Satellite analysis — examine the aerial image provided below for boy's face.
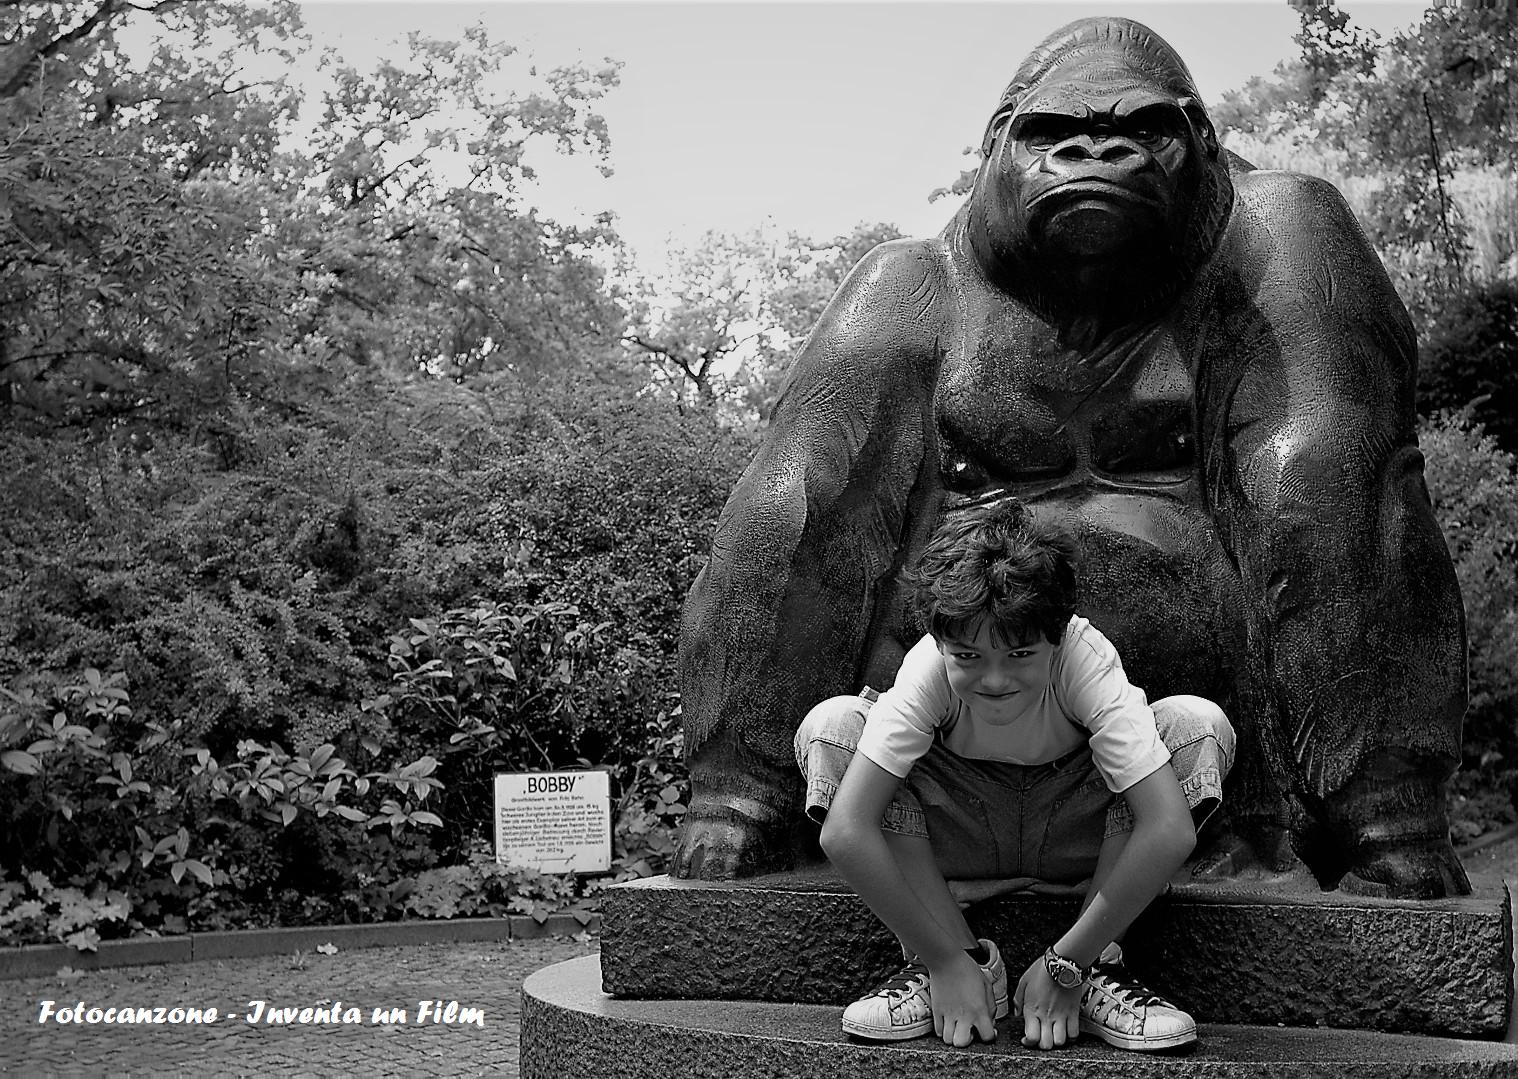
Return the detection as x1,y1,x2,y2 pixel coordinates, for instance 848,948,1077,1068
937,616,1056,724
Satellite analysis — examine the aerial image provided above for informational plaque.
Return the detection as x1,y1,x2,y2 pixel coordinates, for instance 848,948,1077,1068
494,770,611,873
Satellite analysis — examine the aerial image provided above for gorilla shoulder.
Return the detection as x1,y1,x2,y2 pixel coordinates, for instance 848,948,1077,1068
804,236,951,366
837,236,950,305
1230,169,1366,246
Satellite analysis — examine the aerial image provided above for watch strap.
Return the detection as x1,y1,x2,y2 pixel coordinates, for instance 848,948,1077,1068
1043,945,1089,989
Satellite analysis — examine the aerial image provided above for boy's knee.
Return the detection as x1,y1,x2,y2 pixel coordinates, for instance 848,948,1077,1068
1153,695,1235,761
794,694,871,762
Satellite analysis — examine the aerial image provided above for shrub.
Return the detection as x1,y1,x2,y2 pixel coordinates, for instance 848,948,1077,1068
0,669,445,944
0,366,753,939
1420,413,1518,838
1419,281,1518,454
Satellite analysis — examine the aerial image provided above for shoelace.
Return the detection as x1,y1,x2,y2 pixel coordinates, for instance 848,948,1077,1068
1089,962,1166,1009
872,961,929,999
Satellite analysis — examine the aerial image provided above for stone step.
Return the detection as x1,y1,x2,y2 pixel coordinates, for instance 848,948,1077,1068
521,953,1518,1078
598,866,1514,1038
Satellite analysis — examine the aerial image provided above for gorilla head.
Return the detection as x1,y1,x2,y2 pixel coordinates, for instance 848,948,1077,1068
967,18,1235,339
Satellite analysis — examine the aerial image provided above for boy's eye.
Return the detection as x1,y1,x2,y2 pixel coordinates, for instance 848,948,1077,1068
951,652,980,662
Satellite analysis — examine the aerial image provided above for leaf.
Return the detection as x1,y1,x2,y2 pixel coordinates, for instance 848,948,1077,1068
1,750,40,775
184,860,213,886
409,810,443,827
333,805,368,822
64,928,100,953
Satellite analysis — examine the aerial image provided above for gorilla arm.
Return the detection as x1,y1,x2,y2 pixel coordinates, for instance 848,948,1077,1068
1199,171,1466,874
673,240,947,879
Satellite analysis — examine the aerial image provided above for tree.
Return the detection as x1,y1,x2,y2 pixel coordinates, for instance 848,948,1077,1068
0,2,631,428
622,221,903,420
0,1,308,427
290,25,626,377
1213,5,1518,329
621,228,786,410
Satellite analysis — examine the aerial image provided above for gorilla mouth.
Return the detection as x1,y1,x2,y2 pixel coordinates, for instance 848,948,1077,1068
1030,180,1161,213
1030,182,1164,256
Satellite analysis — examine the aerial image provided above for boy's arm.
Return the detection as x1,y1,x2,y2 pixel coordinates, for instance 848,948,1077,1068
1014,762,1196,1048
821,752,999,1048
1056,761,1195,964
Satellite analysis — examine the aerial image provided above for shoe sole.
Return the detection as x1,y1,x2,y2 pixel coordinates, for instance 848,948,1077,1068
843,992,1010,1042
1079,1017,1197,1051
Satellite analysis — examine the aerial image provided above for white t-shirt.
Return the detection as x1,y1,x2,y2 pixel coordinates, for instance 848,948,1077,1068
855,615,1171,794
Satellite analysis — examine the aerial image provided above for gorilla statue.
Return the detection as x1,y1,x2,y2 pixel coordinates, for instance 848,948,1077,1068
673,17,1470,899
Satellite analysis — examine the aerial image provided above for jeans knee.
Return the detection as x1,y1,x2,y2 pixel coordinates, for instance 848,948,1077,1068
794,694,870,763
1154,694,1235,767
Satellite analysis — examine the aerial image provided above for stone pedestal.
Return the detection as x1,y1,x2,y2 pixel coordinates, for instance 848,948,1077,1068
600,867,1513,1037
522,953,1518,1078
520,866,1518,1077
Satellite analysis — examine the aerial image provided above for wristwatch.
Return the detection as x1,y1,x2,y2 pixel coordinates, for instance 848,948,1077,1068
1043,946,1089,990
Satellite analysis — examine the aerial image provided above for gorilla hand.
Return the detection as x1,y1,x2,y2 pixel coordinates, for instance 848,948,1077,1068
672,798,795,880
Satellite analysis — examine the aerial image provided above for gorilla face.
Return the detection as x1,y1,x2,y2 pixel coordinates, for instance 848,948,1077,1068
1007,100,1197,260
966,28,1233,335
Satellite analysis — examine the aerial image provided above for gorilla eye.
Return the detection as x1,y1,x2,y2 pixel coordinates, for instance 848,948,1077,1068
1124,107,1186,145
1017,116,1083,149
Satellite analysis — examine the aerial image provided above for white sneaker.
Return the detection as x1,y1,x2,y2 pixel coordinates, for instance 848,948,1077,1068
1078,943,1197,1051
841,938,1010,1041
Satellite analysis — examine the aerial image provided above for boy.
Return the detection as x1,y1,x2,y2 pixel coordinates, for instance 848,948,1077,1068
794,498,1233,1051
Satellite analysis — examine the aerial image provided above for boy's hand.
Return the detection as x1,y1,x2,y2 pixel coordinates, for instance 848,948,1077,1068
926,951,998,1047
1014,959,1083,1049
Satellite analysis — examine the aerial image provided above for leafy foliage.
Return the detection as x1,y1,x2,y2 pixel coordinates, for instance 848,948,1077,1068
0,1,626,434
622,221,903,421
0,364,751,943
0,666,447,942
1421,414,1518,839
1215,5,1518,326
1420,280,1518,453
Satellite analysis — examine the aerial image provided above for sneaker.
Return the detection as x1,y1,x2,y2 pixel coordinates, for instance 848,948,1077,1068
1078,943,1197,1051
842,938,1010,1041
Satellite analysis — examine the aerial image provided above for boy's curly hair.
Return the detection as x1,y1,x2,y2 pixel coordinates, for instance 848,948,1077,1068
910,499,1078,646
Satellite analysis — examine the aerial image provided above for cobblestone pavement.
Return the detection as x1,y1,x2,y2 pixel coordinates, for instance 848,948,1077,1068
1,934,596,1076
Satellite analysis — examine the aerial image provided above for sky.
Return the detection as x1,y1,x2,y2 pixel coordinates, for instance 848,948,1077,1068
292,1,1430,263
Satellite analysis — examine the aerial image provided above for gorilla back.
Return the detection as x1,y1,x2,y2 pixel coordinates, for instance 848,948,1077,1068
673,16,1470,899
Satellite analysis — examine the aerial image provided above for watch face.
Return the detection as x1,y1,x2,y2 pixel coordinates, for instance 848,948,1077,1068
1045,950,1083,989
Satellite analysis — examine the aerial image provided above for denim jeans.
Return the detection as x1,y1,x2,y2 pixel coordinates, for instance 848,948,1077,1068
794,692,1234,883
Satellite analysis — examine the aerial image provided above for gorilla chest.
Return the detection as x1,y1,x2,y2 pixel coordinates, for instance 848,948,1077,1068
934,310,1196,491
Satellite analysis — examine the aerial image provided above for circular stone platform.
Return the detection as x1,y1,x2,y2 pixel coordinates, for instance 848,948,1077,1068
521,954,1518,1078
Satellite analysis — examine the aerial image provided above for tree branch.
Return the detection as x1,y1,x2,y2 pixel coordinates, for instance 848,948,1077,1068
1421,90,1466,286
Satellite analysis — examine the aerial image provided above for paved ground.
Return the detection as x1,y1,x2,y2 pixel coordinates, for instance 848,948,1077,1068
4,835,1515,1075
1,934,596,1076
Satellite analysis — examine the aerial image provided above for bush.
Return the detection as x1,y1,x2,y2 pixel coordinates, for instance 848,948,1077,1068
0,668,445,944
0,366,753,941
1420,413,1518,838
1420,280,1518,453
